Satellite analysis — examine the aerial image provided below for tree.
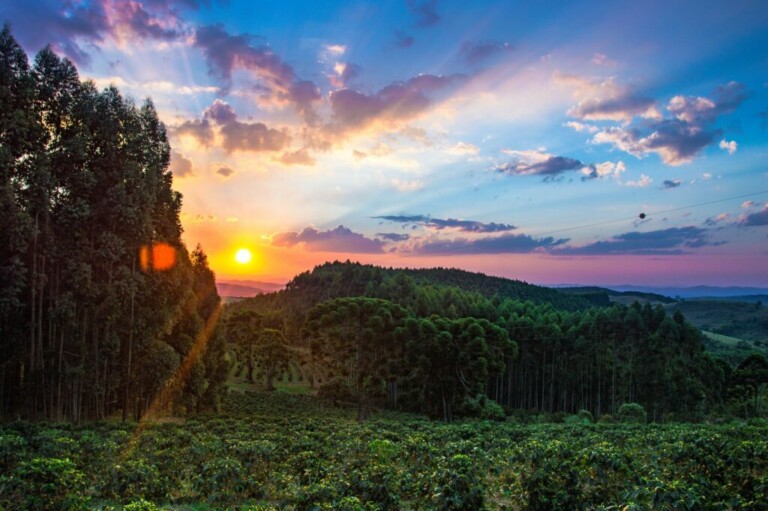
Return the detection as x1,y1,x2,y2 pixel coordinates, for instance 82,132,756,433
255,328,292,391
304,297,408,421
733,354,768,417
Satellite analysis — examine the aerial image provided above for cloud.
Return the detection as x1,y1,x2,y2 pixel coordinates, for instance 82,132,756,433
555,226,720,255
216,166,234,177
719,139,737,154
625,174,652,187
328,73,463,133
662,179,682,189
704,213,730,226
277,149,316,166
497,149,587,180
556,73,659,122
226,217,239,223
579,161,626,181
169,151,193,177
3,0,189,66
193,24,320,122
447,141,480,155
740,205,768,227
377,232,410,242
459,41,512,65
173,100,290,152
406,0,440,27
742,201,755,209
409,232,568,255
329,61,362,88
593,122,718,166
374,214,517,233
591,53,615,66
590,81,748,165
271,225,385,253
394,31,414,48
564,121,598,133
174,117,215,146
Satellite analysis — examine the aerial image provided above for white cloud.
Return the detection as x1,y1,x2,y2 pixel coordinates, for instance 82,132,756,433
719,139,738,154
625,174,652,187
564,121,598,133
448,141,480,155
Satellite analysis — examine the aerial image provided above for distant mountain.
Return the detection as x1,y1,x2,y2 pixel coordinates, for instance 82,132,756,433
594,285,768,299
216,279,285,297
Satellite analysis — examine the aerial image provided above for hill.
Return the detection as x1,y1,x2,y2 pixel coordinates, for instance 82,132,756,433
665,299,768,345
558,286,675,306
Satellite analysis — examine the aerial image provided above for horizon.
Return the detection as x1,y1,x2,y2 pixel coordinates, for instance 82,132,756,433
3,0,767,286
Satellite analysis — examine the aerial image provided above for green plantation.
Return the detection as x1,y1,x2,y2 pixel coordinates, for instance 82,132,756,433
2,392,767,510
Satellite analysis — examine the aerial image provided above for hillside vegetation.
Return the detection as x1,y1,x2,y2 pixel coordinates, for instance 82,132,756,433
227,261,767,422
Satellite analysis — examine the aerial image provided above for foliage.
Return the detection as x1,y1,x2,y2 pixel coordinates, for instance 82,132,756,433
0,25,224,421
618,403,647,423
3,392,768,510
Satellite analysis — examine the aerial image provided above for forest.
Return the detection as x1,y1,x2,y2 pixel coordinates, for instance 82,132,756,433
0,25,227,422
228,260,766,423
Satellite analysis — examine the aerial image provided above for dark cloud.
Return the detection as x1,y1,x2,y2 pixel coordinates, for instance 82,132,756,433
216,166,234,177
555,226,721,256
591,81,749,165
174,117,215,146
193,24,320,122
406,0,440,27
169,151,193,177
374,214,516,233
173,100,289,153
459,41,513,65
394,30,414,48
377,232,410,242
740,205,768,227
410,233,567,255
329,73,463,132
662,179,682,189
2,0,189,66
496,155,585,179
594,121,718,166
272,225,384,253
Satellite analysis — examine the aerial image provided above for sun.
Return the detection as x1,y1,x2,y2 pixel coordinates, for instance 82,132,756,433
234,248,252,264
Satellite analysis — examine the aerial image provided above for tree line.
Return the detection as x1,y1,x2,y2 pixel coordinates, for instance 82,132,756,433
231,261,768,421
0,26,227,421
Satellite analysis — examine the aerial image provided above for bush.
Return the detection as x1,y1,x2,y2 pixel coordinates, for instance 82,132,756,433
577,409,594,423
432,454,486,510
103,459,170,502
598,414,615,424
0,457,90,510
617,403,647,424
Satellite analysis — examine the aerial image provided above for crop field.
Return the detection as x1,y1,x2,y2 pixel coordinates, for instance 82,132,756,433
2,392,767,511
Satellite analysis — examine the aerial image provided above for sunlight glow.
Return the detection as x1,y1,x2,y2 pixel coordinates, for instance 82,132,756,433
235,248,253,264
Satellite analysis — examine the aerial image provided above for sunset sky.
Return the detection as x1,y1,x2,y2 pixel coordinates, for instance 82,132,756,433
3,0,768,286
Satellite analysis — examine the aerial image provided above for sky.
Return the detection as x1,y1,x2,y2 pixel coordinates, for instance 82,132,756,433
3,0,768,287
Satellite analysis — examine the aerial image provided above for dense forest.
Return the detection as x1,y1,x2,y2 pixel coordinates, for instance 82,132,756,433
0,26,227,422
229,261,768,422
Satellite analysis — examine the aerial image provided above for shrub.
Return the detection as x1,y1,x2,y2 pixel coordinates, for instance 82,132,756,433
0,457,90,510
617,403,647,424
577,409,594,423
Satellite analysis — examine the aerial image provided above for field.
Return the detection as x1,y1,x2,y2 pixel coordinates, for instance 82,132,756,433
2,391,768,511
